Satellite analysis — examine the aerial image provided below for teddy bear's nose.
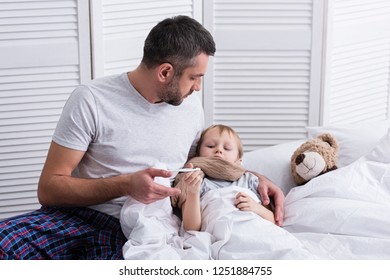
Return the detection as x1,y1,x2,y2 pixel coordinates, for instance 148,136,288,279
295,154,305,165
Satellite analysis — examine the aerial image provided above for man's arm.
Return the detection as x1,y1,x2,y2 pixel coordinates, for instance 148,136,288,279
38,141,180,207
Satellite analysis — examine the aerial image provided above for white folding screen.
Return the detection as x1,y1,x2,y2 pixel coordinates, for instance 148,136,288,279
322,0,390,124
203,0,324,151
90,0,203,78
203,0,390,151
0,0,91,219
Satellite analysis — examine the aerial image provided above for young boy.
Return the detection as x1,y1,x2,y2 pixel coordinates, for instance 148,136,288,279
178,124,275,231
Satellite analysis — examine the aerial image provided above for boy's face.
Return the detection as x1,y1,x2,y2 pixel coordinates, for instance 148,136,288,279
198,128,242,164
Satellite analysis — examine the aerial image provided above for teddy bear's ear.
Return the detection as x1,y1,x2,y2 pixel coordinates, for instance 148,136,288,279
317,133,339,151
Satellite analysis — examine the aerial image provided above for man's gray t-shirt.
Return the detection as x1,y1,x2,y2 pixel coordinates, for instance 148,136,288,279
53,72,204,218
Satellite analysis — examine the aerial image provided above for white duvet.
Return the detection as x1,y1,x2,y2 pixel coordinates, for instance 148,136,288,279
120,132,390,259
195,187,314,259
283,134,390,259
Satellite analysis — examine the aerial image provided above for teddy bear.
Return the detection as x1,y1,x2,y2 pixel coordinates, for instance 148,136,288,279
291,133,339,185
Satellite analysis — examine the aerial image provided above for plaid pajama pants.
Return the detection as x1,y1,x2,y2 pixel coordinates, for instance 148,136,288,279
0,206,127,260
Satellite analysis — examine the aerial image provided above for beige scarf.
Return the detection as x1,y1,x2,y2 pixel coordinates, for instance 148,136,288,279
171,157,246,208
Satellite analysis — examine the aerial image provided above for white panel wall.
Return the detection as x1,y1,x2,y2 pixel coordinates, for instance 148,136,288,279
91,0,203,78
322,0,390,124
0,0,91,219
203,0,324,151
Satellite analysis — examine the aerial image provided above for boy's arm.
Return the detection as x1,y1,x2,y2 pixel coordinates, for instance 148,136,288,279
249,171,285,226
252,204,275,224
182,192,202,231
175,169,204,231
235,192,275,224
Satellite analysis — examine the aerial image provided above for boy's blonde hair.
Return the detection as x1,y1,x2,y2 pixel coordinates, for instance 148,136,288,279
196,124,244,159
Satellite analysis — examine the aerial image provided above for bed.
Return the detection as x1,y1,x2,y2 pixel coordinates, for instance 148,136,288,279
120,121,390,259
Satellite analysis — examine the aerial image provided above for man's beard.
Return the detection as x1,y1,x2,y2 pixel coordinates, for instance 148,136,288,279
159,77,191,106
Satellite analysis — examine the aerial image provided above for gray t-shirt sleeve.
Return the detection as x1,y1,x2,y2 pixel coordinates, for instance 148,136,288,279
53,85,97,151
248,173,262,202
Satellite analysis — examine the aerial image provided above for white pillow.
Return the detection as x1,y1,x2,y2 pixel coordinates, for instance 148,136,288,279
243,140,305,196
307,121,390,167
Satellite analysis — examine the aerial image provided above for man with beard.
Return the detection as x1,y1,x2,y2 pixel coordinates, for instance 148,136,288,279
0,15,284,260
